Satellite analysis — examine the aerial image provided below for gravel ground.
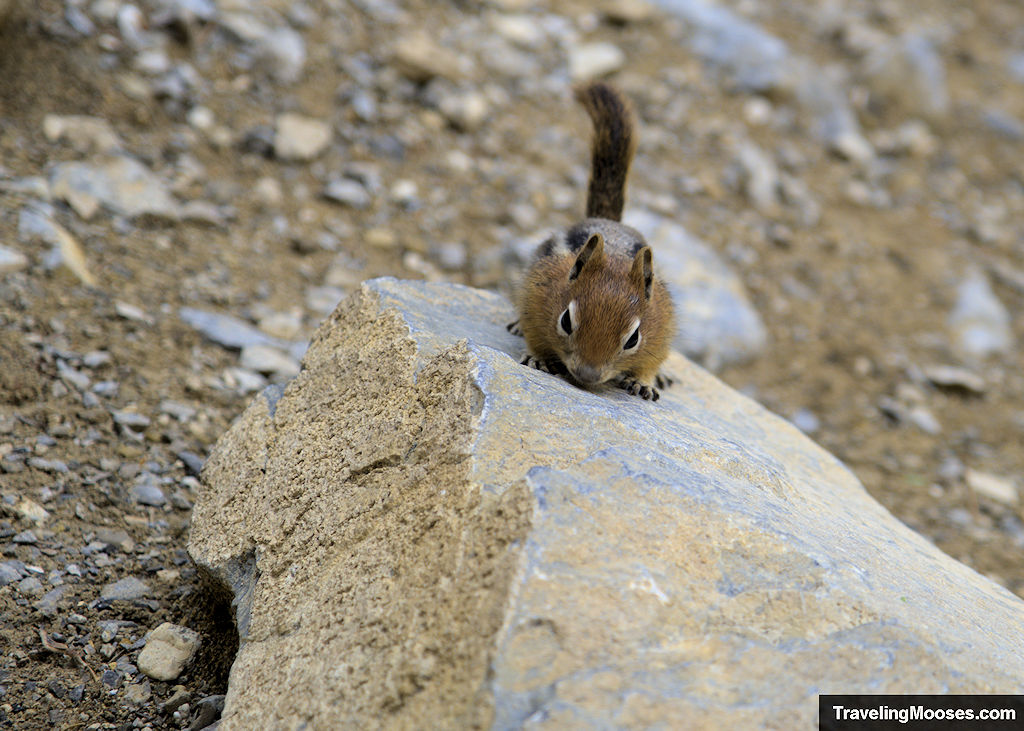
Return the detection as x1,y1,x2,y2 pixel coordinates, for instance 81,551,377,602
2,0,1024,728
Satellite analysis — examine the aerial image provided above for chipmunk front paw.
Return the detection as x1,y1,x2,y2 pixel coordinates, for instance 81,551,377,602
520,354,567,375
616,376,659,401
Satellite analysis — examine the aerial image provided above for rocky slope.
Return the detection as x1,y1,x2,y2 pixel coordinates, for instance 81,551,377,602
1,0,1023,728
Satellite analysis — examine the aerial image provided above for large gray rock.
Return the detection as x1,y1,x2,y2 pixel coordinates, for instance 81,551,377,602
190,278,1024,729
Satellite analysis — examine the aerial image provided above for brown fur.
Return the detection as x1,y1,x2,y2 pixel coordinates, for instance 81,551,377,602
574,82,636,221
514,83,675,400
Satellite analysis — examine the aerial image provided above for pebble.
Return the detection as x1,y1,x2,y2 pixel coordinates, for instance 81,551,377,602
130,477,167,507
179,307,287,351
323,178,371,209
259,25,307,84
161,686,191,713
966,469,1018,506
392,32,464,82
948,269,1012,359
49,155,180,220
100,576,150,601
112,409,151,429
17,576,44,596
239,345,301,379
923,365,986,394
735,140,780,213
222,367,268,395
12,529,38,544
490,14,546,48
11,498,49,524
125,680,153,705
0,245,28,275
273,114,332,161
568,42,626,81
0,562,22,586
437,90,490,132
35,586,67,616
137,622,201,681
190,695,226,730
42,115,122,153
790,409,820,434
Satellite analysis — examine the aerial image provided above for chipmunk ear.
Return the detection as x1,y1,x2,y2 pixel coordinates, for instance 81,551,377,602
569,232,605,281
630,246,653,300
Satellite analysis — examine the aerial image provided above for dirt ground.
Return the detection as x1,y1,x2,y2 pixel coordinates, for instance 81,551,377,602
1,0,1023,728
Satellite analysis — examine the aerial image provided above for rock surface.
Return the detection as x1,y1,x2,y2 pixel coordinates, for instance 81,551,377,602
190,278,1024,729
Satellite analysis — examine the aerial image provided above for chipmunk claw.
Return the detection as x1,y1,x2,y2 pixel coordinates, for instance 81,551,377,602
616,376,660,401
507,320,523,336
654,372,674,390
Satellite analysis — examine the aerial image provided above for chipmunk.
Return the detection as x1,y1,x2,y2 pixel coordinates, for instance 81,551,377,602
508,82,675,401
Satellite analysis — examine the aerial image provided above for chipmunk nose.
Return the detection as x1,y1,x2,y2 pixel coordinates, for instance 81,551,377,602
572,365,603,386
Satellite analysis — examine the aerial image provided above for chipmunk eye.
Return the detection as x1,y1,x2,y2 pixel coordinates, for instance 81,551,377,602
558,308,573,336
557,300,577,337
622,323,641,351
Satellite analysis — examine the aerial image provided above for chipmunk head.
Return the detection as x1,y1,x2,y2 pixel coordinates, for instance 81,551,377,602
553,231,655,387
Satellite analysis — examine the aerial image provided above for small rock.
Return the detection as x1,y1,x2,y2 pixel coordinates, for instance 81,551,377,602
0,562,23,586
438,90,490,132
259,25,307,84
35,586,67,616
179,307,285,351
790,409,820,434
125,679,153,705
239,345,301,379
949,269,1012,358
923,365,986,394
490,14,546,47
189,695,225,731
12,529,38,544
47,680,67,699
112,409,151,428
829,130,875,164
49,155,180,220
130,477,167,507
392,33,464,82
69,684,85,703
735,140,779,213
0,245,29,275
162,686,191,713
323,178,371,209
137,622,202,681
568,42,626,81
966,469,1018,506
42,115,122,153
9,498,49,524
100,576,150,601
17,576,44,596
222,367,268,395
273,114,332,161
101,668,121,689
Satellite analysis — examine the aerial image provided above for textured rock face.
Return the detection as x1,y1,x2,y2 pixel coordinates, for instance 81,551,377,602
190,278,1024,729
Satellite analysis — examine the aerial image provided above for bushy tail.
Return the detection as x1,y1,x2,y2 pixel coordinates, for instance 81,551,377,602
574,82,637,222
